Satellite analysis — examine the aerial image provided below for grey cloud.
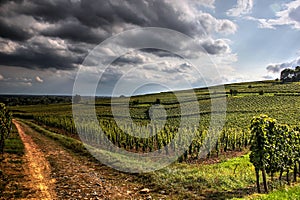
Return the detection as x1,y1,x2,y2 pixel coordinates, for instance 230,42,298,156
289,6,300,23
262,75,274,79
140,48,181,58
180,63,193,69
41,19,108,44
0,18,33,41
142,64,157,71
266,63,289,73
67,43,91,55
112,53,146,66
198,13,237,35
247,1,300,30
100,67,123,85
14,0,236,37
217,20,237,34
77,0,207,36
0,0,236,73
201,39,230,55
266,57,300,73
161,62,192,73
226,0,253,17
16,0,73,23
0,40,81,70
0,65,77,94
142,61,192,74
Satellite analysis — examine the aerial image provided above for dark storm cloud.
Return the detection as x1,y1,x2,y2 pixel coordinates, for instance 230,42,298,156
75,0,145,28
0,18,32,41
41,20,107,44
0,43,81,70
0,0,236,71
15,0,72,23
17,0,205,36
11,0,236,38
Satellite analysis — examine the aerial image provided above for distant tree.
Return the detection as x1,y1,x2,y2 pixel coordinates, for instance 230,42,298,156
258,90,264,95
41,96,50,105
229,89,238,96
155,98,161,104
248,85,252,89
280,66,300,82
131,99,139,105
73,94,81,104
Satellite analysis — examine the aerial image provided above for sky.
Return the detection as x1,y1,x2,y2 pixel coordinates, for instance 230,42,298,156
0,0,300,96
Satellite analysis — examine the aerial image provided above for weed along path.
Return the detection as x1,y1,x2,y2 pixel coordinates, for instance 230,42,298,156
13,120,146,199
13,119,56,199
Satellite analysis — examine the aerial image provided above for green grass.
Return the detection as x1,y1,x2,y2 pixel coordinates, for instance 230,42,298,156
140,154,256,199
254,184,300,200
232,184,300,200
4,124,24,155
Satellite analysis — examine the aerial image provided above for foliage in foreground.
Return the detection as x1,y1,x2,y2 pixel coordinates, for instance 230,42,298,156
250,115,300,193
0,103,12,155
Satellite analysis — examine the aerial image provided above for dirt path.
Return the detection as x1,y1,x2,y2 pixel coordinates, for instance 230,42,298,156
13,120,56,199
13,120,152,199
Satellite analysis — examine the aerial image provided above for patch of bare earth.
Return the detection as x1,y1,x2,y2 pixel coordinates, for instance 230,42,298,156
14,120,56,199
0,153,31,199
14,121,155,199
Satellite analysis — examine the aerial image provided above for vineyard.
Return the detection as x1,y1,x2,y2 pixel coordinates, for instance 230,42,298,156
250,115,300,193
4,80,300,199
11,81,300,160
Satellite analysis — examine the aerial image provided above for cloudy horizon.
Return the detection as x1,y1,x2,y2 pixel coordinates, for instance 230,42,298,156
0,0,300,95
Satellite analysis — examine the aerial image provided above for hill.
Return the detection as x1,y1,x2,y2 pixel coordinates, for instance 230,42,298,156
2,80,300,199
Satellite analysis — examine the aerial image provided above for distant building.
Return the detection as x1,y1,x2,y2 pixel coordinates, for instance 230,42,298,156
280,66,300,82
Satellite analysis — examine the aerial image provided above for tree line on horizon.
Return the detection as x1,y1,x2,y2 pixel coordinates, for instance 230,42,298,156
280,66,300,82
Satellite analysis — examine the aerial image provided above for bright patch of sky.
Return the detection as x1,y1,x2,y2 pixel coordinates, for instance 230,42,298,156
213,0,300,80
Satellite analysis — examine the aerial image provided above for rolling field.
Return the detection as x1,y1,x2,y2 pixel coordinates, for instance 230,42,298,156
2,80,300,199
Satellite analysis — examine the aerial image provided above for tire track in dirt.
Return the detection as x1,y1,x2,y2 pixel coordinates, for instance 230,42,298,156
13,119,57,200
